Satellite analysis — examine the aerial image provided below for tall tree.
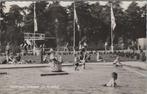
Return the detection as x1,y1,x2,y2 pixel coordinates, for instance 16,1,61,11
0,1,6,44
46,1,68,48
3,5,24,45
126,2,143,40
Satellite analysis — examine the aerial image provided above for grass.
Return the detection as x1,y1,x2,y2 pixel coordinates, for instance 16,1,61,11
21,53,137,64
0,52,138,64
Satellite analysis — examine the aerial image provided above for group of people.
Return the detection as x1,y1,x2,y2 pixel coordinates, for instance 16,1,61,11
41,47,88,71
1,42,124,87
2,44,21,64
47,49,63,72
2,53,21,64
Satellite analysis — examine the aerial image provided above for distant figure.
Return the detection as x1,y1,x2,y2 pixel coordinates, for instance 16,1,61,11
85,52,91,62
23,41,28,54
8,53,14,64
113,56,123,67
79,40,87,50
74,54,80,71
104,42,108,52
64,43,69,52
104,72,118,87
79,41,82,50
43,54,48,63
40,45,44,63
57,53,63,64
96,52,100,61
1,57,8,64
83,41,87,49
42,44,45,55
49,49,63,72
15,53,21,63
6,43,10,62
80,48,86,69
49,48,57,62
140,49,146,61
96,52,103,62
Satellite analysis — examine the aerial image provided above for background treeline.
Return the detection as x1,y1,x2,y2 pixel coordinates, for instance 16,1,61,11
0,1,146,50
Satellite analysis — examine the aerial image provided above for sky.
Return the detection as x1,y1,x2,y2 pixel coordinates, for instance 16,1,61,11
4,1,146,13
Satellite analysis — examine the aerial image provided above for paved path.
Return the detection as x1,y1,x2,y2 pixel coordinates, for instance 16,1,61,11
0,61,146,70
122,61,147,70
0,63,147,94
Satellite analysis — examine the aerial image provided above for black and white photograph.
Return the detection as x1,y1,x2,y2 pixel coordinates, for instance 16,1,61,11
0,0,146,94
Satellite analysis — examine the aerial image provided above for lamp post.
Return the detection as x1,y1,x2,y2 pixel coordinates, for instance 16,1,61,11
20,22,24,32
104,42,108,52
0,14,4,47
55,18,59,50
0,17,3,20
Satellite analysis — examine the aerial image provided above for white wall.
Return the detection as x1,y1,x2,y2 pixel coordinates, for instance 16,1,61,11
137,38,147,50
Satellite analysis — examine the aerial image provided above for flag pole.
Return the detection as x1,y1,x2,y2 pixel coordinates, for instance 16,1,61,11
73,1,76,54
0,11,2,46
33,2,36,55
0,2,4,46
110,3,114,52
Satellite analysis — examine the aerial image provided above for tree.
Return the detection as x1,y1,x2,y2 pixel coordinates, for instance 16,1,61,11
1,1,145,50
70,1,97,47
0,1,6,44
137,4,146,38
45,1,68,48
124,1,146,49
126,2,143,40
3,5,24,46
90,2,110,43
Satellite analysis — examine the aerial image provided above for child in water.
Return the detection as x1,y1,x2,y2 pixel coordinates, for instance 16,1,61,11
113,56,123,67
104,72,118,87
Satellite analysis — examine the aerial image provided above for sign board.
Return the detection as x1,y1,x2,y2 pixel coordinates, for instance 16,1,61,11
0,17,3,20
24,33,45,40
137,38,147,50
